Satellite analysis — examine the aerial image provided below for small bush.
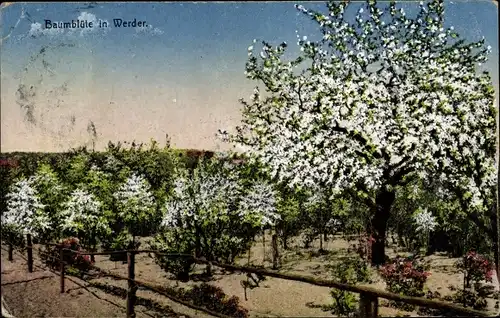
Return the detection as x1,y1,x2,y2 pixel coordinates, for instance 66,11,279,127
149,232,195,282
187,284,249,318
324,256,372,316
379,255,430,311
1,224,26,249
302,228,317,248
40,237,94,274
456,251,494,288
325,289,358,317
451,289,488,310
107,230,140,262
417,290,460,317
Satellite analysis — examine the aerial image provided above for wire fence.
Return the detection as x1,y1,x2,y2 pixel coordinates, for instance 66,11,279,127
1,234,494,318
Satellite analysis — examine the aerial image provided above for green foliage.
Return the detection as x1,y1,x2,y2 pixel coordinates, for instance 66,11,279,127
326,289,357,317
1,223,26,248
323,256,372,317
107,229,140,261
390,179,492,256
275,192,301,249
451,289,488,311
31,163,68,240
149,231,196,281
332,256,372,284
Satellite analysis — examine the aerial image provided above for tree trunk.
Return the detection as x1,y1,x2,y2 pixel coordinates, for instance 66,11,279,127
272,232,279,270
486,203,499,280
370,188,396,266
90,230,96,263
195,225,201,258
319,232,324,251
262,229,266,264
282,234,288,250
206,254,212,276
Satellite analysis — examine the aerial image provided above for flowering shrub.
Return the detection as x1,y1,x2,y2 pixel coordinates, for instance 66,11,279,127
380,256,430,310
413,208,438,233
187,284,249,318
41,237,94,275
456,251,494,288
412,208,438,253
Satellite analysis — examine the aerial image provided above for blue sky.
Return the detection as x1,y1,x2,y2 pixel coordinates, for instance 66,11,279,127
1,1,498,152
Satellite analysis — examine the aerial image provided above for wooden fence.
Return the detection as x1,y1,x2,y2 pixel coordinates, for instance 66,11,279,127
2,234,494,318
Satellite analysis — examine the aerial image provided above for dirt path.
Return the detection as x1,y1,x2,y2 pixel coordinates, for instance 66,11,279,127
0,246,213,318
2,233,499,317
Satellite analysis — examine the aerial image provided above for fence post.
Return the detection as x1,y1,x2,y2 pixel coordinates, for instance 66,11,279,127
127,251,137,318
26,234,33,273
60,247,65,293
358,292,378,318
8,242,13,261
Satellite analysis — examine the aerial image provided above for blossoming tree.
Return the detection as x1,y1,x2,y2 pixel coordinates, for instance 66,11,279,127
220,0,497,265
61,189,110,260
413,207,438,254
113,173,156,246
239,178,281,265
2,178,50,240
153,155,280,278
30,163,68,240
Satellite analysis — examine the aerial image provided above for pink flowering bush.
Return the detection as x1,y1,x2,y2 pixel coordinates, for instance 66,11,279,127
456,251,494,288
41,237,94,273
380,256,430,310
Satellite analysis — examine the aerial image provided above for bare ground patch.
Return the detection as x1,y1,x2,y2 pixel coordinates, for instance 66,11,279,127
2,232,499,317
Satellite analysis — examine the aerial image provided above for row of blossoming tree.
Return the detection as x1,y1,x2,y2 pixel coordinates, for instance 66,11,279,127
1,142,283,262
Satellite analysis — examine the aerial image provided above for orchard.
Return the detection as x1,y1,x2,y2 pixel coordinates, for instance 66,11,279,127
1,0,498,316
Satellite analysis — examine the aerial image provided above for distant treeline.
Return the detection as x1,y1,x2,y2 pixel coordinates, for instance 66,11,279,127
0,143,248,220
0,148,227,172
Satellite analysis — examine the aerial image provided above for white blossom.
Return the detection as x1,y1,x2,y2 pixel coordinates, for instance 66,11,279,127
239,180,281,227
221,0,497,216
162,161,242,228
413,208,438,233
114,173,155,222
2,178,49,237
61,189,108,234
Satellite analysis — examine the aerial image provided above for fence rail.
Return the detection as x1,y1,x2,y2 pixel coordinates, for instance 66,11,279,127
2,234,493,318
